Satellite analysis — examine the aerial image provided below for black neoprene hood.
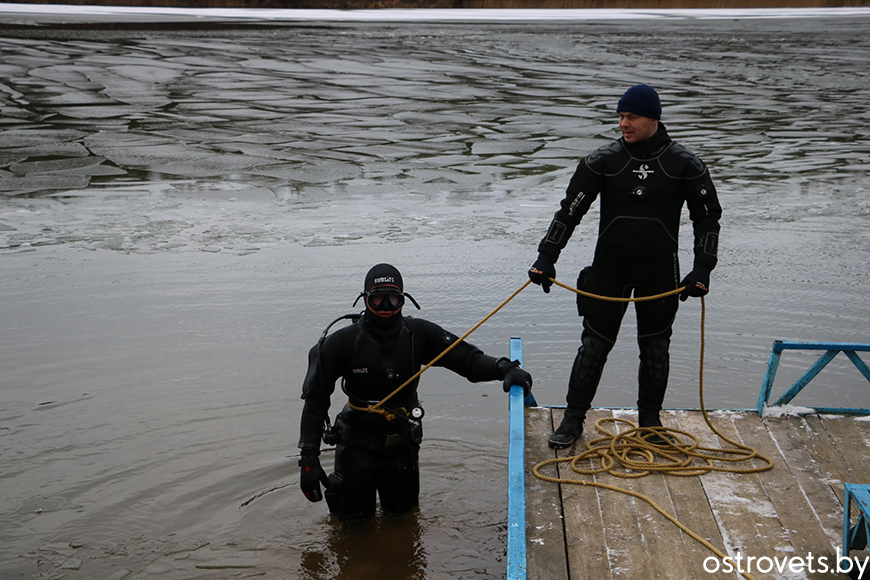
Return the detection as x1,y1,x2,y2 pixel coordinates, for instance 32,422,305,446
364,263,403,294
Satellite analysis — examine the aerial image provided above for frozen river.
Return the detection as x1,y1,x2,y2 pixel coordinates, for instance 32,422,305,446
1,10,869,579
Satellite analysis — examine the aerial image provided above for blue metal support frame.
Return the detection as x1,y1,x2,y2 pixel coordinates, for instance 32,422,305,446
843,483,870,558
756,341,870,416
507,337,535,580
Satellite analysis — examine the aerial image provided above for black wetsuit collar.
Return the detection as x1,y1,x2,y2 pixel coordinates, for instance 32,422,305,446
622,122,671,160
361,309,404,342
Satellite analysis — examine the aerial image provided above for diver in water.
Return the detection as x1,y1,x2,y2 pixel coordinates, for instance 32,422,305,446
298,263,533,520
528,84,722,449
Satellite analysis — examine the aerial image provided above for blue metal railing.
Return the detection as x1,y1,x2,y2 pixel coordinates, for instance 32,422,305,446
506,337,870,579
507,337,536,580
843,483,870,559
757,341,870,416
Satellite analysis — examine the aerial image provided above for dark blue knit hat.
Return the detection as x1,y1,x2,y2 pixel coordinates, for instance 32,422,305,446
617,84,661,120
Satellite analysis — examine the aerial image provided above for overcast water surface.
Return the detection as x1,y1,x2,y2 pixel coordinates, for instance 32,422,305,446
1,14,869,580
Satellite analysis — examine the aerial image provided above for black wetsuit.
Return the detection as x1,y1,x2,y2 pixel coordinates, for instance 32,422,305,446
298,314,504,519
537,124,721,413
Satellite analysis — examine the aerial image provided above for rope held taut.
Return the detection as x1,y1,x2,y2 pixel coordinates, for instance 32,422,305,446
534,278,773,580
348,279,532,420
550,276,685,302
338,274,771,580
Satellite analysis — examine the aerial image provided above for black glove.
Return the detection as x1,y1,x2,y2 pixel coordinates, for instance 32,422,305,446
299,452,329,502
679,269,710,301
498,358,533,396
528,258,556,293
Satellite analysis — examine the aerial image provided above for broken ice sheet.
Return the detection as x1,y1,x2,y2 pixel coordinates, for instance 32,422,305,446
10,156,115,176
0,174,90,196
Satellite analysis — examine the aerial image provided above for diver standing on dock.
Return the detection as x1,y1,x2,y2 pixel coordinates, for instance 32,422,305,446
528,84,722,449
298,263,533,520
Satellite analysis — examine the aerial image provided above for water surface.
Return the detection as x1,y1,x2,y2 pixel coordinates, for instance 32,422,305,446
1,15,869,579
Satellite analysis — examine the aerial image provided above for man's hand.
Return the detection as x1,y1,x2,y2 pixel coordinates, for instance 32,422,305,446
299,454,329,502
499,359,533,396
679,270,710,301
528,258,556,293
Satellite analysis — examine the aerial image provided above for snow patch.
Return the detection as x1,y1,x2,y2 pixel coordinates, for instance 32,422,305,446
761,404,816,418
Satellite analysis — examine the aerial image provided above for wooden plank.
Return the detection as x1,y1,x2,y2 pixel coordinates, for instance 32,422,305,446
553,407,611,580
731,413,842,579
526,409,870,580
850,417,870,450
762,415,845,547
663,410,730,579
582,408,654,580
610,409,698,580
677,410,793,578
525,406,569,580
814,415,870,567
849,415,870,560
794,415,857,506
817,415,870,485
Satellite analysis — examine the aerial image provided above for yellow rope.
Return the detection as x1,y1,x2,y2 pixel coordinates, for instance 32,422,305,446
343,273,772,579
533,277,773,580
550,277,684,302
348,280,532,420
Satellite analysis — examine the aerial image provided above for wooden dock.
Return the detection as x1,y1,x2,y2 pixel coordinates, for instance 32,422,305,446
524,406,870,580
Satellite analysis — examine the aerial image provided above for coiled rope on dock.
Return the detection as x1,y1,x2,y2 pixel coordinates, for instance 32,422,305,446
533,278,773,580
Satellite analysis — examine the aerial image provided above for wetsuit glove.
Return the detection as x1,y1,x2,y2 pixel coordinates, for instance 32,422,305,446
498,358,533,396
528,257,556,293
299,452,329,502
679,269,710,301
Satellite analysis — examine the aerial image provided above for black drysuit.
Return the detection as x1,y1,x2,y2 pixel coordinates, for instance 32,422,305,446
537,124,721,413
298,313,506,519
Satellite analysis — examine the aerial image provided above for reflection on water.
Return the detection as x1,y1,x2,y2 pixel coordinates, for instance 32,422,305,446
299,512,426,580
1,15,869,580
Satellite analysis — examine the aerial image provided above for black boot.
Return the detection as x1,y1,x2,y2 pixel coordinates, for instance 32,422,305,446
638,409,671,446
549,409,585,450
638,409,662,428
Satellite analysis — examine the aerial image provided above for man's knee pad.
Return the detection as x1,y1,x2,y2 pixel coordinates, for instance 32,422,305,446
639,338,670,387
638,338,671,412
566,334,612,410
577,335,611,371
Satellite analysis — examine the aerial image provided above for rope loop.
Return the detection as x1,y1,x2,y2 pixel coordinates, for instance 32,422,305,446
347,401,396,421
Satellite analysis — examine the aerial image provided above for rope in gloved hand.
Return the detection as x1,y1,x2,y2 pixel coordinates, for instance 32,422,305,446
348,280,532,421
533,277,773,580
